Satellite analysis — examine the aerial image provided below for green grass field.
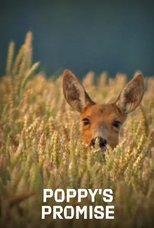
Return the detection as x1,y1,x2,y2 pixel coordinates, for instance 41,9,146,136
0,33,154,227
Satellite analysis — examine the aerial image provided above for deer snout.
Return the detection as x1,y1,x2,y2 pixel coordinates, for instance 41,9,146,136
90,137,107,150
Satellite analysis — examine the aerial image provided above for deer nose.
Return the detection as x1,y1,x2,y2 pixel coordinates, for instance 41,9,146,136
90,137,107,148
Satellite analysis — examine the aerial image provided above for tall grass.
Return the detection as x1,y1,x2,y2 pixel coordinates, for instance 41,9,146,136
0,33,154,227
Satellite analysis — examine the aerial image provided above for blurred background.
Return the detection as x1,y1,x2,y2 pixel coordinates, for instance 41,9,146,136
0,0,154,77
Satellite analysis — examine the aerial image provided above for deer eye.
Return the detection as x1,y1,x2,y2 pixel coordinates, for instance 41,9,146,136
82,118,90,126
112,120,121,128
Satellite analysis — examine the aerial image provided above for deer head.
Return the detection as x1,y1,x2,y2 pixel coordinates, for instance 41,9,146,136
63,70,144,151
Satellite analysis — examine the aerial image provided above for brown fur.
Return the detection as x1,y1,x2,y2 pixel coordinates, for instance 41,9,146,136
80,104,126,148
63,70,144,149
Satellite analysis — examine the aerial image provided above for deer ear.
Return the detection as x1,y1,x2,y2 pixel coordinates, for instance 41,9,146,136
63,70,95,112
116,72,144,114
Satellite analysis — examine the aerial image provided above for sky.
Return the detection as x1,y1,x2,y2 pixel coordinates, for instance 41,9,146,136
0,0,154,77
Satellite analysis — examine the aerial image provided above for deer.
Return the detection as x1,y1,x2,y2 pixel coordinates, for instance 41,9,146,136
62,70,144,152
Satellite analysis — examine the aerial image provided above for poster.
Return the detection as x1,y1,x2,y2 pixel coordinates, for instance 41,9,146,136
0,1,154,227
